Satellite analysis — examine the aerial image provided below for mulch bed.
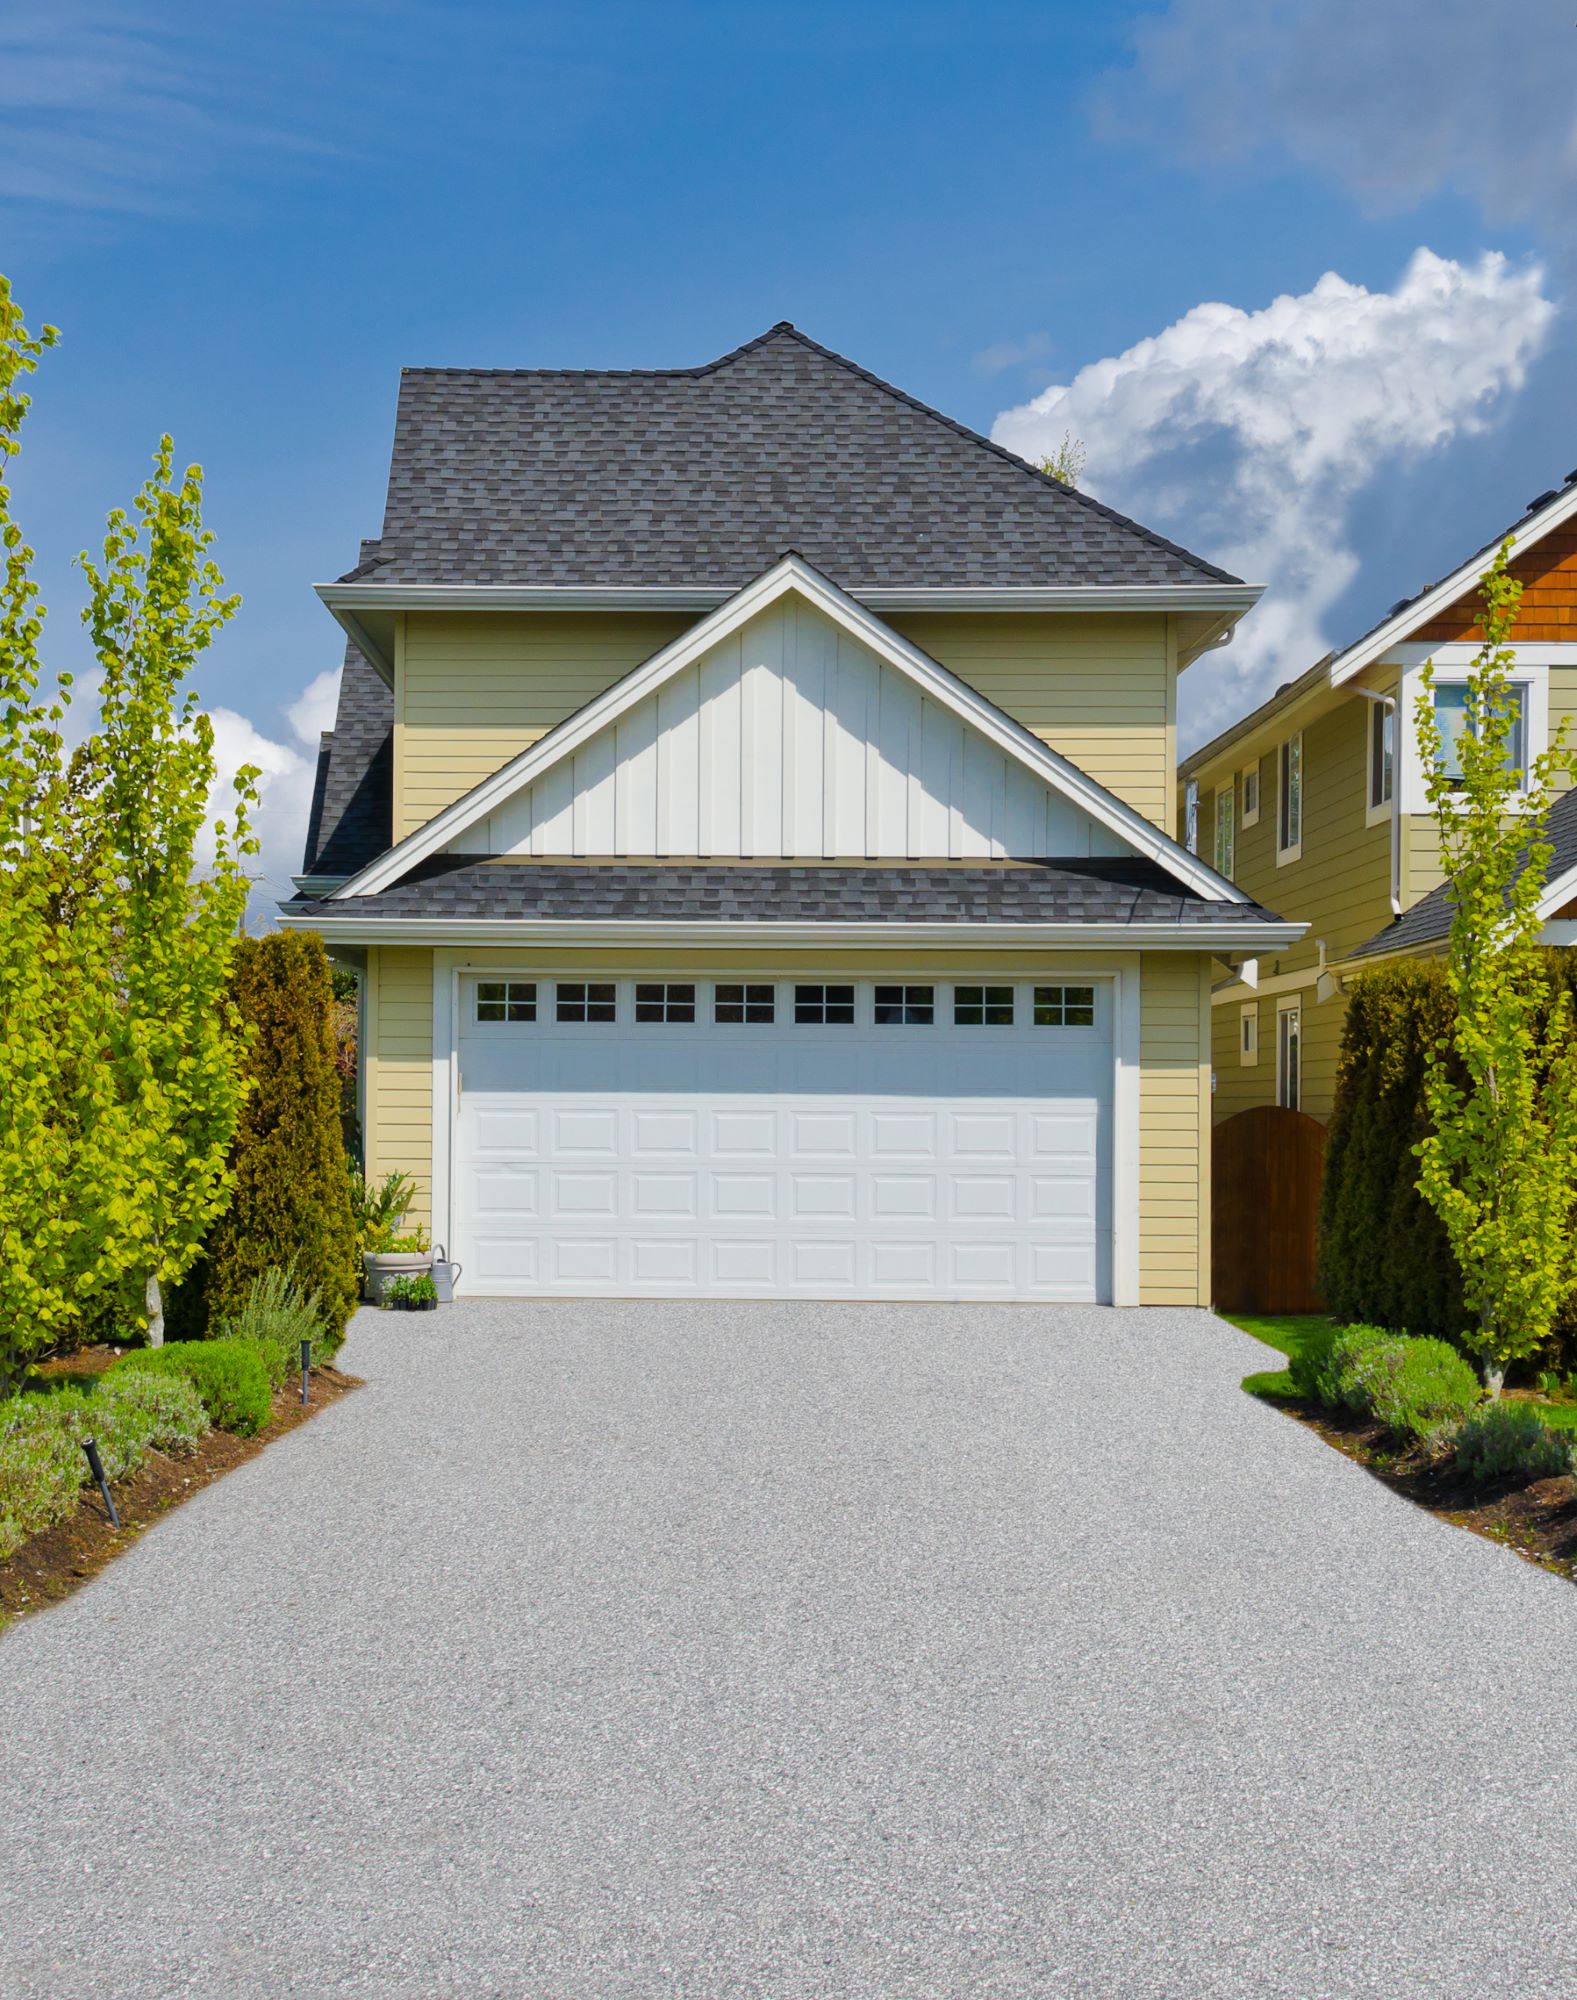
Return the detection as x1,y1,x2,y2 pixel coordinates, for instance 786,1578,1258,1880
1272,1397,1577,1583
0,1352,360,1627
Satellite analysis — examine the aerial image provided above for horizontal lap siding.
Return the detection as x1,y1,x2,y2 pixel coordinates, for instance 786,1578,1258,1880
396,612,695,839
367,947,434,1230
1212,988,1349,1127
1139,953,1210,1305
888,613,1173,830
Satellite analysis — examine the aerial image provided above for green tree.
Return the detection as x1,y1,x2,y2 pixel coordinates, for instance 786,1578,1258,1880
77,440,258,1344
1414,541,1577,1393
172,932,361,1343
0,281,129,1387
1038,434,1086,488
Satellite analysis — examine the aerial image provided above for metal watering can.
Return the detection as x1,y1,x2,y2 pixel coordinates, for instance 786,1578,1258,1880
430,1246,463,1304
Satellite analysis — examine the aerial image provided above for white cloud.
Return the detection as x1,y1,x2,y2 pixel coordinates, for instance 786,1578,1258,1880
211,665,342,925
971,331,1053,377
993,249,1555,744
285,666,343,747
1095,0,1577,249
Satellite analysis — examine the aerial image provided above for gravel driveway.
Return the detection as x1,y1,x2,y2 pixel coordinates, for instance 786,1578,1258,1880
4,1301,1577,1999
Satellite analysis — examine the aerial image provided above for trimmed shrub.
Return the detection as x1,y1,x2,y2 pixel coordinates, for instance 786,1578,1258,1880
92,1369,209,1462
168,933,360,1346
215,1265,329,1385
1292,1323,1402,1413
0,1396,85,1560
1454,1401,1576,1486
120,1338,272,1437
1368,1337,1481,1443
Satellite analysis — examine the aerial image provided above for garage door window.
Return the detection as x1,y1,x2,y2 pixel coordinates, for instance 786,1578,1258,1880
794,983,856,1025
715,983,775,1024
1033,985,1096,1027
635,983,696,1023
874,984,934,1025
556,981,617,1023
954,985,1014,1026
475,980,536,1023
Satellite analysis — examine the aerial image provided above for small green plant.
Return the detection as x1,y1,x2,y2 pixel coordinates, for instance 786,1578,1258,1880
1538,1370,1562,1398
1368,1337,1481,1443
1290,1323,1400,1413
376,1227,429,1255
350,1169,416,1250
215,1264,332,1380
383,1272,437,1310
119,1338,272,1436
0,1395,86,1560
1454,1400,1576,1485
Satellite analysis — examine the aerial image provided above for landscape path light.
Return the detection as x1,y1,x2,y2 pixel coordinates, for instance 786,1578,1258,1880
80,1437,120,1530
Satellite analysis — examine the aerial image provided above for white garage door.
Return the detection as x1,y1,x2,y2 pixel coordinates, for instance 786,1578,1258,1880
453,976,1112,1301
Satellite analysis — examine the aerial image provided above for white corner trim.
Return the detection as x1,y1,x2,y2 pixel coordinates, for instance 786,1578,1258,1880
1111,966,1141,1307
330,554,1246,906
430,951,457,1268
1329,488,1577,688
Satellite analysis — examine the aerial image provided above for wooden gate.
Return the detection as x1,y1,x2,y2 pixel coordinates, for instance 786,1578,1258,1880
1211,1105,1326,1314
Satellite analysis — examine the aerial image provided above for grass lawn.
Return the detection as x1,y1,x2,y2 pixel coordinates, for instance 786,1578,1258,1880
1222,1313,1337,1401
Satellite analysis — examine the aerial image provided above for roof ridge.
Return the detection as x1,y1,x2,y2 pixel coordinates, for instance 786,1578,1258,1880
395,323,800,383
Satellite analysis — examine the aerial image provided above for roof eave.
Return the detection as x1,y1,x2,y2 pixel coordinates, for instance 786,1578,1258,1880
317,580,1264,616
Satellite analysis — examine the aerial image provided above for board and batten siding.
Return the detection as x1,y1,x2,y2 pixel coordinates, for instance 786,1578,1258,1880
890,611,1175,831
361,943,1213,1305
452,597,1132,863
395,611,694,840
364,946,435,1231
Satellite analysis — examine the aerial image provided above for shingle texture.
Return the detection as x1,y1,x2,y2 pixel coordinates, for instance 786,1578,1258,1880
301,636,392,877
283,857,1284,929
346,323,1237,591
1350,783,1577,959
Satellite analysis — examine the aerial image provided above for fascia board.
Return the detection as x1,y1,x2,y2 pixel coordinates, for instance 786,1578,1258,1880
331,554,1245,906
316,580,1264,617
282,913,1306,952
1329,483,1577,689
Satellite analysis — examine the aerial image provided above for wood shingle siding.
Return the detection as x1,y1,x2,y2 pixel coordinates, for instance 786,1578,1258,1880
1414,528,1577,643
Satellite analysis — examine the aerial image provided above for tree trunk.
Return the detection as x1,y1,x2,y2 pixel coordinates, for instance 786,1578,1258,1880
145,1270,165,1348
1483,1359,1505,1399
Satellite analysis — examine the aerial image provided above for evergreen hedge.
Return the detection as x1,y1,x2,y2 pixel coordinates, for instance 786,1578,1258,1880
1318,951,1577,1360
169,933,360,1343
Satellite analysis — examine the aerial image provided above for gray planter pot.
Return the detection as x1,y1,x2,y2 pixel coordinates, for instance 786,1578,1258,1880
363,1250,432,1305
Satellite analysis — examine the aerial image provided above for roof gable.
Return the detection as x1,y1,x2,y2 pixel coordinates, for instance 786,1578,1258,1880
332,557,1243,904
353,323,1238,594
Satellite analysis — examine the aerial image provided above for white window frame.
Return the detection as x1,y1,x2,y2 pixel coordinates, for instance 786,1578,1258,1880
1240,762,1260,829
1213,779,1236,879
1395,647,1557,814
1239,1002,1259,1068
1276,996,1301,1111
1365,696,1396,828
1276,733,1303,865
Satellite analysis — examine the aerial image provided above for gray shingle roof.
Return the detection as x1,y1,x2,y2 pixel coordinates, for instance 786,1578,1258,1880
283,857,1286,928
300,634,392,878
347,323,1238,592
1349,784,1577,960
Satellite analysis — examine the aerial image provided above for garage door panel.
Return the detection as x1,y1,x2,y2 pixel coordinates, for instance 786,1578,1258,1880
454,976,1113,1301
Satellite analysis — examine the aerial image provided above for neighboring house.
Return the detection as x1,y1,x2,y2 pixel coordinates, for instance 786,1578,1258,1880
1179,471,1577,1126
281,323,1297,1305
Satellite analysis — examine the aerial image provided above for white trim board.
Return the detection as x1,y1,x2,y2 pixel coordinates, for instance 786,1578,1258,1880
332,554,1246,906
284,915,1305,951
318,579,1262,615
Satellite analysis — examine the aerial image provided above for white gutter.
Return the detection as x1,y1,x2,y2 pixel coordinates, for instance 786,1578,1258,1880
315,580,1265,617
279,913,1307,952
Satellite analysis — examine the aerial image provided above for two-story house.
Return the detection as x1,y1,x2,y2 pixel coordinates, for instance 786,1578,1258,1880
1180,472,1577,1126
281,324,1297,1306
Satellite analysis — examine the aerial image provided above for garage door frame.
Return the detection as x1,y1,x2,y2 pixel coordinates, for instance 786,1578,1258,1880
428,950,1143,1305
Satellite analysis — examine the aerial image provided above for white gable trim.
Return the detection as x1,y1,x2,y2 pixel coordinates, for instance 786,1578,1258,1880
332,556,1243,903
1330,483,1577,688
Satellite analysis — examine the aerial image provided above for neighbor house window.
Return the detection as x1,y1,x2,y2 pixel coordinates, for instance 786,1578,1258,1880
556,981,617,1023
873,984,934,1025
1277,1000,1301,1111
475,980,536,1023
1239,1003,1259,1068
1432,681,1529,789
1033,985,1095,1027
1278,734,1303,860
1240,764,1260,828
794,983,855,1025
634,982,695,1024
1369,700,1395,812
715,983,774,1024
954,985,1015,1026
1213,780,1236,878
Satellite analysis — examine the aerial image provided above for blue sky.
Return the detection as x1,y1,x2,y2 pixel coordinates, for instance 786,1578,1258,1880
5,0,1576,903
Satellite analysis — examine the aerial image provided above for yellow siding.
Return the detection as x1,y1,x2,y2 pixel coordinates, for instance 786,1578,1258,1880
1211,985,1349,1127
882,611,1176,829
366,946,434,1231
1199,692,1391,980
1138,953,1211,1305
357,944,1214,1304
395,611,696,838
